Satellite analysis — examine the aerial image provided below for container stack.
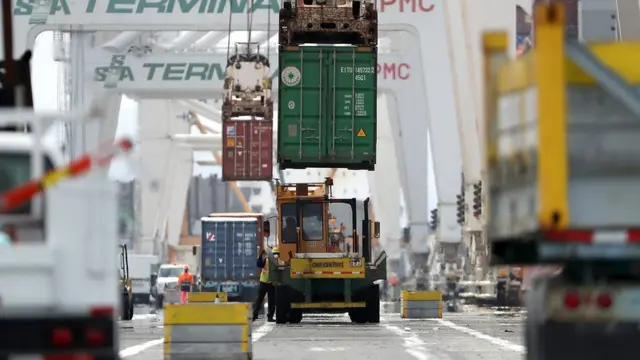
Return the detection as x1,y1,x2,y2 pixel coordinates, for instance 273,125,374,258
221,42,274,181
400,291,443,319
164,303,252,360
276,0,379,171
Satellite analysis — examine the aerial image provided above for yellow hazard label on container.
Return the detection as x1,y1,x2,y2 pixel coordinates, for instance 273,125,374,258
356,128,367,137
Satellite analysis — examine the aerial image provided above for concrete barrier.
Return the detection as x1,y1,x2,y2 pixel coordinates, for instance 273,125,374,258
188,292,228,303
164,302,252,360
401,291,442,319
163,289,181,305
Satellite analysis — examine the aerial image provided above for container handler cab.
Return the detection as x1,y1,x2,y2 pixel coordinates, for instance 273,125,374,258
265,178,386,324
222,42,273,121
278,0,378,46
119,244,135,320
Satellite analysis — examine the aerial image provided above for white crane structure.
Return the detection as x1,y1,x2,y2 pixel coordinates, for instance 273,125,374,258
4,0,522,281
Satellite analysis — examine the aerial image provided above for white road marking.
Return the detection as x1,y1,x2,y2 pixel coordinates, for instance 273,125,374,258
381,316,440,360
310,347,347,351
119,320,275,358
433,319,525,353
252,321,275,342
119,339,163,358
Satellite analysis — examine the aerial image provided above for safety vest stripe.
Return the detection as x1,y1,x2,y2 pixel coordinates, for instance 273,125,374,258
293,271,362,275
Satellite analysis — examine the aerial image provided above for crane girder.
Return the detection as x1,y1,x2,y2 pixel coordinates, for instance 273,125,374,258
137,100,191,254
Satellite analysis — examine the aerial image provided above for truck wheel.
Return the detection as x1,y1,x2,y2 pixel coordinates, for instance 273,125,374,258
348,310,367,324
122,294,133,321
288,310,303,324
128,299,135,320
275,286,290,324
366,284,380,323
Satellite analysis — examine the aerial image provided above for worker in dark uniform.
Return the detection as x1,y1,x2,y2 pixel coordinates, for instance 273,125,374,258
253,247,279,322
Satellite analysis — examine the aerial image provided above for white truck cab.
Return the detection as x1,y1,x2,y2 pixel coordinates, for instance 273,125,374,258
154,263,186,307
128,254,159,305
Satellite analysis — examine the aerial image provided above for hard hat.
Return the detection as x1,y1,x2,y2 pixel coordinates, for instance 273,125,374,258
272,247,280,255
183,264,189,270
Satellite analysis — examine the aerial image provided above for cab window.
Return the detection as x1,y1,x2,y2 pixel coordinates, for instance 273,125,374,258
280,203,297,244
302,203,323,240
159,267,182,278
0,152,54,215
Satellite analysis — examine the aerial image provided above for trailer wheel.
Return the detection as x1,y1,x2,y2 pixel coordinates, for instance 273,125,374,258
348,309,367,323
288,310,303,324
275,286,290,324
366,284,380,323
122,293,133,321
128,299,135,320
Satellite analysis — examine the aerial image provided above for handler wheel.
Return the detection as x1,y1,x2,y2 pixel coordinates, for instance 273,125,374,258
366,284,380,323
349,309,367,324
121,293,134,321
275,286,290,324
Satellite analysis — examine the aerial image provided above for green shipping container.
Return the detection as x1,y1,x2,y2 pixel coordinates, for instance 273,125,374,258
277,45,377,171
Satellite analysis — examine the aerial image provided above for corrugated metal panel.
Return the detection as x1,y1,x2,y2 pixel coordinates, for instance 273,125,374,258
200,218,262,282
278,46,377,170
222,120,273,181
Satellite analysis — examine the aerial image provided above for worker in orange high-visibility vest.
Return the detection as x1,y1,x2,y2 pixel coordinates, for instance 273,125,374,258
177,265,194,304
253,248,278,322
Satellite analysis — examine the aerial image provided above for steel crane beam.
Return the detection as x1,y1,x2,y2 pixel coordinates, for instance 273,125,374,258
192,32,230,49
101,31,142,52
565,42,640,119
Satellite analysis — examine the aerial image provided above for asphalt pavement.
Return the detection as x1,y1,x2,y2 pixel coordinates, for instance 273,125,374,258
118,304,526,360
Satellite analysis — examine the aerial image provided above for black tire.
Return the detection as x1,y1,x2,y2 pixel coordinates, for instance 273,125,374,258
288,309,303,324
348,309,367,324
366,284,380,323
275,286,290,324
121,294,133,321
128,300,135,320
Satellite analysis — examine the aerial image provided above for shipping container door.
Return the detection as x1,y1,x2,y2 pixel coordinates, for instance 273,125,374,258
247,121,274,180
201,221,231,282
222,122,248,181
326,47,377,168
229,221,259,281
201,221,259,282
223,121,273,181
278,48,325,163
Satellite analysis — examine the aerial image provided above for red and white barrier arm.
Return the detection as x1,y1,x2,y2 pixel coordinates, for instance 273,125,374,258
0,137,134,213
